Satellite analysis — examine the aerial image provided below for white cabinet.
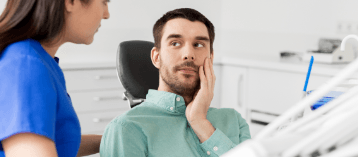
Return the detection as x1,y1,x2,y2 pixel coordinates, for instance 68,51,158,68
64,68,121,91
219,63,333,137
77,110,127,134
70,89,128,113
246,68,332,137
63,67,130,157
220,65,248,119
63,68,130,134
247,68,332,115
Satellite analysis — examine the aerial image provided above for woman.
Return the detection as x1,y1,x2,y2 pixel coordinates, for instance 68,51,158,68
0,0,110,156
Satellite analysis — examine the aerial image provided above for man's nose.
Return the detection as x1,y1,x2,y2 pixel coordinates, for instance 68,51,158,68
183,46,195,61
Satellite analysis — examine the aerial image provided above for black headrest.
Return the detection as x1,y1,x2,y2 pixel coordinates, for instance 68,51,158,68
117,40,159,99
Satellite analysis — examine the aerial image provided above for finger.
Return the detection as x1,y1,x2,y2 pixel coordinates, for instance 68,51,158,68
210,58,214,78
199,65,207,87
208,58,214,95
205,58,212,91
209,58,216,92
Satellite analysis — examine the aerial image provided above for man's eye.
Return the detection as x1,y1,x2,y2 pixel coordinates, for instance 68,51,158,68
195,43,204,48
171,42,181,46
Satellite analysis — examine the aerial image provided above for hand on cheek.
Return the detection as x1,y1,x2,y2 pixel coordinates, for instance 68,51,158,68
185,57,216,124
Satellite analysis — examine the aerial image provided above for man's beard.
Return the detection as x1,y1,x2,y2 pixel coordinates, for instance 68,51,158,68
160,61,200,98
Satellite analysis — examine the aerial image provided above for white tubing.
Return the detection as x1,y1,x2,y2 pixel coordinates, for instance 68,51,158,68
282,105,358,157
341,34,358,51
295,95,358,133
320,137,358,157
277,86,358,135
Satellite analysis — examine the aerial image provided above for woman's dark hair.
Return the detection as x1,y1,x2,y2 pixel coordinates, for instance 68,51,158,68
0,0,91,54
153,8,215,54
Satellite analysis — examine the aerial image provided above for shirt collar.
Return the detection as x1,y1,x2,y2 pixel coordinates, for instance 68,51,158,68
29,38,60,64
145,89,186,114
54,57,59,63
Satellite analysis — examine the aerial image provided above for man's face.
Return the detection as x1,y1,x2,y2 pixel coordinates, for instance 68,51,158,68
156,18,213,97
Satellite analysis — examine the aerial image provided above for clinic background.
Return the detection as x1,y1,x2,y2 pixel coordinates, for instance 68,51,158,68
2,0,358,138
1,0,357,63
58,0,358,62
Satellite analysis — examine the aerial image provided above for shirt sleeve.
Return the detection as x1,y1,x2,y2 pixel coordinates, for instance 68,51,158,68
236,111,251,143
0,56,57,148
100,119,148,157
200,128,236,156
200,110,251,156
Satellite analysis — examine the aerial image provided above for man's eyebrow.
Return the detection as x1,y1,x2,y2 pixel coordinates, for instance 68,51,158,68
195,36,210,42
166,34,182,41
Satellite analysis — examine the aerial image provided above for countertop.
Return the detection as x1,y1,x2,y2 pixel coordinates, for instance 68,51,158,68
219,53,356,77
59,61,116,70
58,53,358,77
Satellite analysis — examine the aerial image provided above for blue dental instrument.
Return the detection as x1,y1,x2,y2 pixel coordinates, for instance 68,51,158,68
303,56,314,93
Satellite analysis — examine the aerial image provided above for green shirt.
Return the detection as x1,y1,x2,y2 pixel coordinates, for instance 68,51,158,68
100,89,251,157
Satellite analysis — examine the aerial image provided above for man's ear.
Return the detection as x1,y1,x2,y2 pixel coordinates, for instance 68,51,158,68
151,47,160,69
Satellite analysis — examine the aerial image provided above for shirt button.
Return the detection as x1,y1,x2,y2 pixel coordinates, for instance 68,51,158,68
207,151,211,155
176,97,180,101
170,107,174,110
213,146,218,151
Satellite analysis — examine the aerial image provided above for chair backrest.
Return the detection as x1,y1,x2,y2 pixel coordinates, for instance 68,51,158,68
117,40,159,108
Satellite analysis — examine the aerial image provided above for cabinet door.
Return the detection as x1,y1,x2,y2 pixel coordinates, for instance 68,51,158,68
211,64,222,108
247,68,332,115
220,65,248,119
78,110,127,134
63,68,121,92
69,89,129,113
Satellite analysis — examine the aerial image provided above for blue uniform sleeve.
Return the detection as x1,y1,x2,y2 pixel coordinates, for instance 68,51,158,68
0,55,57,150
100,119,148,157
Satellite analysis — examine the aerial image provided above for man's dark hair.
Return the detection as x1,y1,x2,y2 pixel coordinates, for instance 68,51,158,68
153,8,215,53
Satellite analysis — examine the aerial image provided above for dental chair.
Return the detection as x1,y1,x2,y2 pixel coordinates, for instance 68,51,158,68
116,40,159,108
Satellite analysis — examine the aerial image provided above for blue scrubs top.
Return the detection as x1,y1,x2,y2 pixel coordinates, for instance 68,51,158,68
0,39,81,157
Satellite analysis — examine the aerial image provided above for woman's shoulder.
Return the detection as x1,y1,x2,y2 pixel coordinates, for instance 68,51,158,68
0,39,53,71
0,39,55,83
3,39,32,53
1,39,42,61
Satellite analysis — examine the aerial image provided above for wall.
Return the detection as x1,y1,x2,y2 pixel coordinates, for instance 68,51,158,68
219,0,358,59
2,1,358,61
0,1,6,14
56,0,222,63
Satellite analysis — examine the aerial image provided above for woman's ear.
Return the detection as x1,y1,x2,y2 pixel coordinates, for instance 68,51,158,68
64,0,78,12
151,47,160,69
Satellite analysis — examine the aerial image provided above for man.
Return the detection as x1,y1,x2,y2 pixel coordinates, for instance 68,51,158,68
100,8,251,157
